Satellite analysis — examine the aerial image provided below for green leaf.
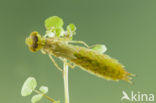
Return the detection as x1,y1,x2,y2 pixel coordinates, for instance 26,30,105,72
67,24,76,32
53,100,60,103
45,16,64,29
21,77,37,96
39,86,48,94
31,94,43,103
91,44,107,54
55,27,64,37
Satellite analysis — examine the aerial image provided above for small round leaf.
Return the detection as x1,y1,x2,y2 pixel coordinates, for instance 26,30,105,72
55,27,64,37
67,24,76,32
45,16,64,29
31,94,43,103
39,86,48,94
21,77,37,96
91,44,107,54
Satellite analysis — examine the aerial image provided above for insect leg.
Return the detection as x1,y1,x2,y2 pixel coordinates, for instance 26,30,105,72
65,62,76,69
48,55,63,72
59,58,76,69
68,40,89,48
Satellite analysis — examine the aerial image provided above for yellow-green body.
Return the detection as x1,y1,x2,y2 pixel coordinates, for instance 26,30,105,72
26,32,133,82
43,37,132,82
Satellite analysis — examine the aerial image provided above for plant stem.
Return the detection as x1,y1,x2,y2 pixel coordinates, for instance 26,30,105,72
63,59,69,103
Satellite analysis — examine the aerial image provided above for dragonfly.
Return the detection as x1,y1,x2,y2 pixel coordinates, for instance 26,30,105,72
26,31,134,83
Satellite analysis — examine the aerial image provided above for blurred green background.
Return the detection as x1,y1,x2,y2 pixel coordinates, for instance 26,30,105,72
0,0,156,103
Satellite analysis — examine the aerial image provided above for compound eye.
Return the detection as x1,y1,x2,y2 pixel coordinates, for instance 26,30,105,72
25,32,43,52
31,34,39,50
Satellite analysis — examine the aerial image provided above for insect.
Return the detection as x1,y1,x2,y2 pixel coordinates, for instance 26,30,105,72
26,31,134,83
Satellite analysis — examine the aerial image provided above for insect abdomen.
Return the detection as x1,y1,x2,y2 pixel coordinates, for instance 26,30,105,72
70,47,133,82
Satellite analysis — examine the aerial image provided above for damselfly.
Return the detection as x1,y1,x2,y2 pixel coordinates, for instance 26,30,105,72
26,31,134,83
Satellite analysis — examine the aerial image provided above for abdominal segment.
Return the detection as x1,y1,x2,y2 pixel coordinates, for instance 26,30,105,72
69,47,133,82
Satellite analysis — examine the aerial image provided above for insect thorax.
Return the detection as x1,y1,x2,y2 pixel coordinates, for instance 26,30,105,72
42,38,76,60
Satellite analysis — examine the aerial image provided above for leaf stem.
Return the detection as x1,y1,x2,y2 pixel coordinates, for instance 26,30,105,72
34,90,55,102
63,59,69,103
